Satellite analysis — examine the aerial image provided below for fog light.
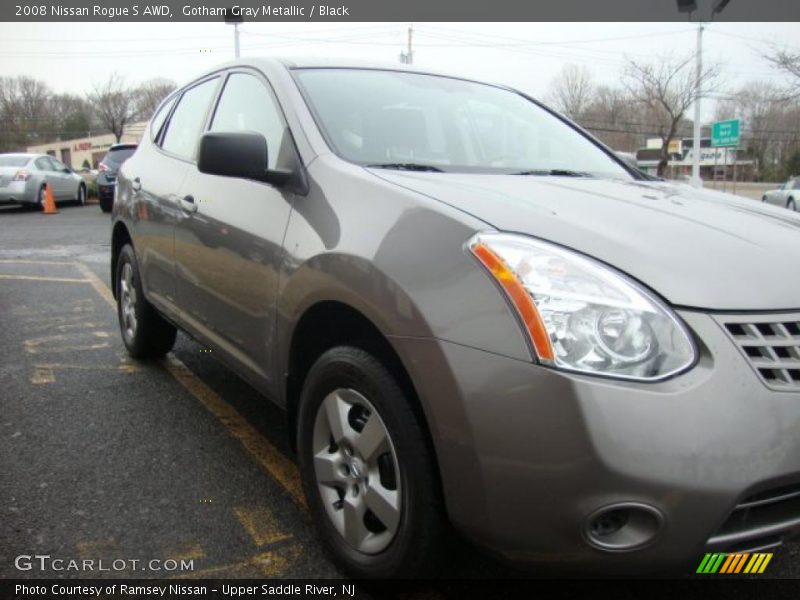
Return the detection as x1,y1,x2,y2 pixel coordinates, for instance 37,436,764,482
584,503,664,552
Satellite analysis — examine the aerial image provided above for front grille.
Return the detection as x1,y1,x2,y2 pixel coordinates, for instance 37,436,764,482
708,483,800,552
723,317,800,390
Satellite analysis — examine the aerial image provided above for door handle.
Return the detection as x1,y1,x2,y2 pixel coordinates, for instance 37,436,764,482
131,177,142,192
180,194,197,214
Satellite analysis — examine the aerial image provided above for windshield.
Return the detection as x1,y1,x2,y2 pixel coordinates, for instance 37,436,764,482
294,68,631,179
0,156,31,167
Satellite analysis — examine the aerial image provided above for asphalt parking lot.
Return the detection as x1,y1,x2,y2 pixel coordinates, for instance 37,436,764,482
1,203,798,582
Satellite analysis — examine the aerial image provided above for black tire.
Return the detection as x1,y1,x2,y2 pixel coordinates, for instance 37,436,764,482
788,197,796,212
297,346,446,578
115,244,176,358
74,183,86,206
36,185,46,211
99,197,112,213
761,195,767,202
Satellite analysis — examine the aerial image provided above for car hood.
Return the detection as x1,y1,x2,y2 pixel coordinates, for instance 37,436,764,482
370,171,800,311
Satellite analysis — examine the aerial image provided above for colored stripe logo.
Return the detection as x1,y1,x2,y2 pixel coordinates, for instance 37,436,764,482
696,553,773,574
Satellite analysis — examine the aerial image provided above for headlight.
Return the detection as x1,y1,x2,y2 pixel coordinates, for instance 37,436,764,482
469,232,696,381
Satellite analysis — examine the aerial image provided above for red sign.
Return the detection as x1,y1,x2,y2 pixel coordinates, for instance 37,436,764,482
73,142,92,151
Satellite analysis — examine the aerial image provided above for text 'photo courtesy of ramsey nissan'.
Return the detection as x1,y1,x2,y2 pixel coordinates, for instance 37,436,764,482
1,0,800,598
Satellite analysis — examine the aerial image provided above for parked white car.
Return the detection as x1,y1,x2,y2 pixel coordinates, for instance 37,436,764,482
762,177,799,211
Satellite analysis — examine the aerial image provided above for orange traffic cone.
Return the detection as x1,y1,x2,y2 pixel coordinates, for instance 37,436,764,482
42,183,58,215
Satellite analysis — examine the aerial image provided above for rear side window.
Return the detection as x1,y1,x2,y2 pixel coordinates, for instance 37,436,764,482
793,179,800,190
105,147,137,165
34,157,53,171
0,156,30,167
150,96,176,143
161,78,219,161
210,73,287,170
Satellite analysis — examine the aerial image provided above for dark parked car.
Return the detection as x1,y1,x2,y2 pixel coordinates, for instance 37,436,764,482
97,143,137,212
111,58,800,578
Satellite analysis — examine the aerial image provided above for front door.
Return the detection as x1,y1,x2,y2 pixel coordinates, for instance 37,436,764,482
173,71,296,389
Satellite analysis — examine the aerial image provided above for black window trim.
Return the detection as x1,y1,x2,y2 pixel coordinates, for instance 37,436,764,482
154,74,224,165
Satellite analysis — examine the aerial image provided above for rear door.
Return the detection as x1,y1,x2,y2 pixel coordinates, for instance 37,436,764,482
127,82,218,311
47,157,73,199
34,157,57,196
173,69,297,390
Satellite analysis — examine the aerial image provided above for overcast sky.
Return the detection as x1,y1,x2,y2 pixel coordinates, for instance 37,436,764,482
0,21,797,121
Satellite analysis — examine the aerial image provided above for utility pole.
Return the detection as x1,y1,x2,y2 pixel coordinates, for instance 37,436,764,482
224,11,243,59
400,25,414,64
691,22,704,188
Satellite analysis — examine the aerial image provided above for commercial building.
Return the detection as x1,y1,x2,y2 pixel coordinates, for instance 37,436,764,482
26,122,146,170
636,137,757,181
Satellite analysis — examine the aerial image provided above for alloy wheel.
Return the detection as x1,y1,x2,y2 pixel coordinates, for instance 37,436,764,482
312,388,402,554
119,262,138,341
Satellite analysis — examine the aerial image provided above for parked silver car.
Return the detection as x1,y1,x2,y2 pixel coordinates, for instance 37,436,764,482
0,153,87,209
111,58,800,577
762,176,800,211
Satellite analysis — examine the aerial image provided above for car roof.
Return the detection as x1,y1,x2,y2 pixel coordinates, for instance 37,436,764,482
181,56,510,92
0,153,37,159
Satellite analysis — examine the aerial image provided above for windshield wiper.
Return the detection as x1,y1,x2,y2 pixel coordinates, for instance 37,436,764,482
512,169,593,177
366,162,445,172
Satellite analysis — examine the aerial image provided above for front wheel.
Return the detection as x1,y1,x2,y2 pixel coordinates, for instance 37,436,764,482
115,244,176,358
297,346,446,578
74,184,86,206
788,198,796,212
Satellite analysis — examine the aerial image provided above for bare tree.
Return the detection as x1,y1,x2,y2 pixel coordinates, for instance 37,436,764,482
89,73,137,142
764,47,800,99
623,54,720,176
0,76,52,150
579,86,646,151
135,78,177,121
714,81,799,180
547,64,595,121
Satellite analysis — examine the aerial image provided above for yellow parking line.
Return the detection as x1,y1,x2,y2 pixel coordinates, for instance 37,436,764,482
234,505,293,547
74,262,116,306
30,367,55,384
0,274,89,283
164,542,206,563
0,259,79,266
75,260,307,510
172,544,302,578
162,355,306,510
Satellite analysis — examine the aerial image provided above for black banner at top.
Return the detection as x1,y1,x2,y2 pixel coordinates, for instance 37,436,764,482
2,0,799,22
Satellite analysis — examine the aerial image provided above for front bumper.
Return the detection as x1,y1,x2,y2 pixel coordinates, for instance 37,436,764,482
390,309,800,573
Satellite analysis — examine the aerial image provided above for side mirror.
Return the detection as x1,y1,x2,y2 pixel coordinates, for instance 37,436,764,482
62,167,71,174
197,131,291,186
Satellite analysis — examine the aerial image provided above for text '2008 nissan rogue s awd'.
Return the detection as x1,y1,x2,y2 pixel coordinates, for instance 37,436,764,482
110,57,800,577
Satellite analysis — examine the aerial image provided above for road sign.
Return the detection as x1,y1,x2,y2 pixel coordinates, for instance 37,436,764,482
711,119,740,147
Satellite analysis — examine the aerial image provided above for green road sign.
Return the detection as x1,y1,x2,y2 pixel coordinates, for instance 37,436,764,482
711,119,740,147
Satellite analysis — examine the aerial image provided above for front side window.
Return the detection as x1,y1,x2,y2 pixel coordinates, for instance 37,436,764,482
161,78,219,161
35,157,53,171
210,73,287,170
294,68,631,178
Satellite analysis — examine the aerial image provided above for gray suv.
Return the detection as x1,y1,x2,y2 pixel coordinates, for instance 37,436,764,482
111,58,800,577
